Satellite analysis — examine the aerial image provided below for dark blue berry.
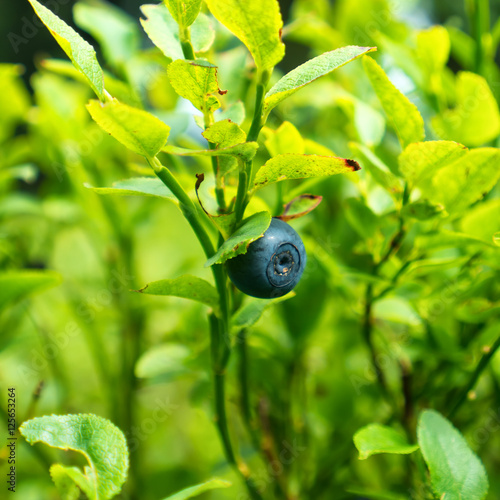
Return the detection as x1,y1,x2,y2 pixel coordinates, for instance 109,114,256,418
226,218,307,299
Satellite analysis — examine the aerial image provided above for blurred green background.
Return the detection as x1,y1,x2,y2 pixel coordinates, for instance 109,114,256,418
1,1,500,499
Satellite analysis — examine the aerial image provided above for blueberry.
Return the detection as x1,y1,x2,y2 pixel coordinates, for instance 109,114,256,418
226,218,307,299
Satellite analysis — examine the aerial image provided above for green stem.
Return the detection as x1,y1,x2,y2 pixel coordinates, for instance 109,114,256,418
180,26,196,60
235,82,267,224
448,335,500,419
467,0,490,75
151,157,262,498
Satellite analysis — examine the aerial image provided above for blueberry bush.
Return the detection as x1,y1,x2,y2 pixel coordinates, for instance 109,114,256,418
1,0,500,499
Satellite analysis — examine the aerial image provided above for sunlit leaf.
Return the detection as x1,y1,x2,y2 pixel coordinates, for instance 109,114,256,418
264,121,304,156
164,0,203,28
27,0,105,100
264,46,375,116
253,154,360,190
425,148,500,213
167,59,223,113
205,0,284,71
86,99,170,158
398,141,467,187
432,72,500,146
50,465,85,500
363,55,425,149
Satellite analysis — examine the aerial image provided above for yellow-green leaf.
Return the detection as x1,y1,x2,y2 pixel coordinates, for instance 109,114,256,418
253,154,360,190
432,72,500,146
164,0,203,28
363,55,425,149
202,119,247,148
27,0,105,100
167,59,222,113
264,46,376,116
398,141,468,187
264,121,304,156
86,99,170,158
204,0,284,71
425,148,500,213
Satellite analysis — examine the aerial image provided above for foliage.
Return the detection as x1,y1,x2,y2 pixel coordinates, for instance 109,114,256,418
1,0,500,499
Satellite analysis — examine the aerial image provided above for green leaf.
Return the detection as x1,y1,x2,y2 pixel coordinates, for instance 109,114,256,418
20,414,129,500
136,275,220,311
264,121,304,156
205,211,272,267
416,25,450,74
363,55,425,149
398,141,468,188
135,343,191,379
264,46,376,116
162,478,232,500
203,119,248,176
417,409,489,500
26,0,105,100
202,119,247,148
432,72,500,146
50,465,80,500
204,0,284,71
73,0,139,68
349,142,403,197
461,199,500,244
140,4,214,61
168,59,223,113
86,99,170,158
163,143,258,162
164,0,203,28
86,177,177,201
253,154,360,190
354,424,419,460
425,148,500,214
232,293,295,329
0,270,61,312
